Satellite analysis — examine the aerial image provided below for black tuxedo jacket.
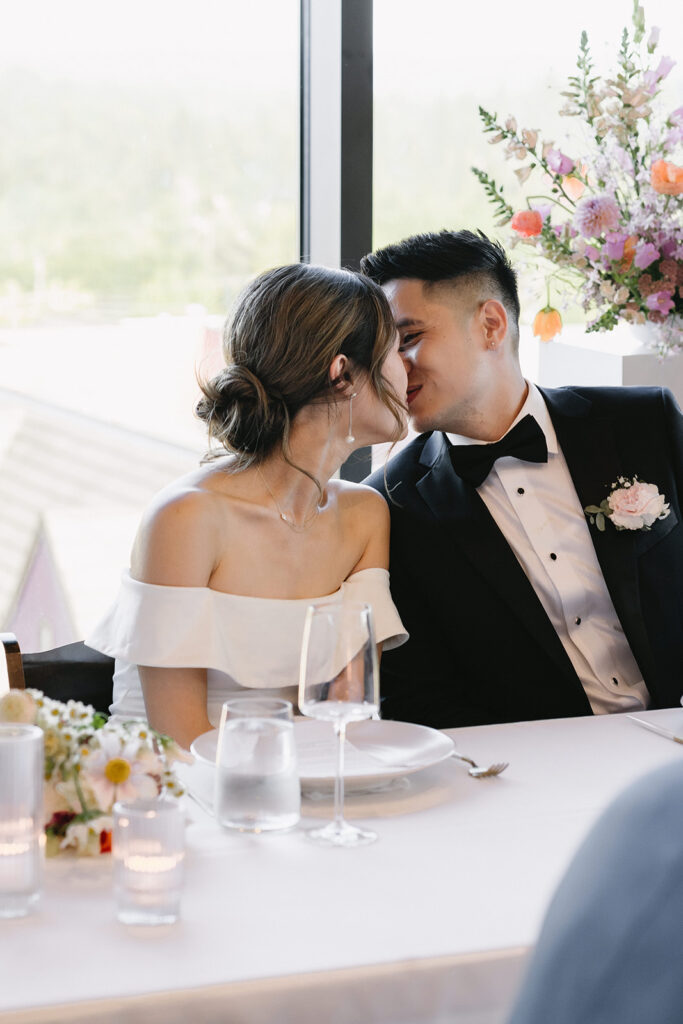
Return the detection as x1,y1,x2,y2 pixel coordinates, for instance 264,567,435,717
366,386,683,727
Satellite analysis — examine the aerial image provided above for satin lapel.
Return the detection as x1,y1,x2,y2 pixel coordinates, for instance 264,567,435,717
541,388,657,682
415,432,579,679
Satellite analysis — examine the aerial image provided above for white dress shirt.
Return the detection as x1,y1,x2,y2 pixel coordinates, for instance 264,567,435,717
447,383,649,714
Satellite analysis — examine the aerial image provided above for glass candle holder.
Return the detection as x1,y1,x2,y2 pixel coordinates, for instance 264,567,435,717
113,799,185,926
0,724,44,919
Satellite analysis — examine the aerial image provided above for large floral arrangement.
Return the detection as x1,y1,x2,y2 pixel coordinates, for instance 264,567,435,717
0,689,190,856
473,2,683,354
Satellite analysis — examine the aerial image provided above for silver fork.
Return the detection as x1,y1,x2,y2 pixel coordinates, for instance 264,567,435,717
451,752,509,778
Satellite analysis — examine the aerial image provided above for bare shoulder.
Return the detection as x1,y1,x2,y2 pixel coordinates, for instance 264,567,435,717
131,464,233,585
330,480,390,571
331,479,390,522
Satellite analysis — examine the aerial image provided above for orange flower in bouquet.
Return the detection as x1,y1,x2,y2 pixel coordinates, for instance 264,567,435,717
651,159,683,195
533,307,563,342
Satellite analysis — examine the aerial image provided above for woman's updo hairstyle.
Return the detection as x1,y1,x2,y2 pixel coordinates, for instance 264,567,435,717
196,263,403,467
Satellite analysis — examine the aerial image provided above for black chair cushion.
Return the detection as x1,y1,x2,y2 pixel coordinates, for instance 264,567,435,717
22,642,115,716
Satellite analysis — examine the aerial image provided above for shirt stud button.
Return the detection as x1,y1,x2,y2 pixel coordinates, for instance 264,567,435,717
612,677,619,686
550,552,557,560
517,487,525,495
575,616,581,625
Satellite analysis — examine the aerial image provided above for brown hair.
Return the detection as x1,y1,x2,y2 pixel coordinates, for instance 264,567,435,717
196,264,404,469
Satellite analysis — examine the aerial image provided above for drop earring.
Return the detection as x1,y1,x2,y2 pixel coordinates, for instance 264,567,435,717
345,392,358,443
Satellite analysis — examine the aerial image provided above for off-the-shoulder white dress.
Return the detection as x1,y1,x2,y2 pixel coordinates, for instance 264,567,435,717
86,568,407,725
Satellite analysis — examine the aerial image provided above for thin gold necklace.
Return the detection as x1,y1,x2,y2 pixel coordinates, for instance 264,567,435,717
258,467,322,533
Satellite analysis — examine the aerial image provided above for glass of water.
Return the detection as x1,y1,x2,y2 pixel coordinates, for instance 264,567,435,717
214,697,300,833
298,601,379,847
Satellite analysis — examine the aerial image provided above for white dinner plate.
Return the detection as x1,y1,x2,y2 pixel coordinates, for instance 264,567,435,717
191,719,454,793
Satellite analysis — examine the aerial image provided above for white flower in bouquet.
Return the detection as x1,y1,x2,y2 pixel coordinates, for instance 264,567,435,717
0,689,190,856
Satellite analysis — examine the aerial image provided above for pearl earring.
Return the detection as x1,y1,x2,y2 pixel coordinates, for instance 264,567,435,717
345,392,358,443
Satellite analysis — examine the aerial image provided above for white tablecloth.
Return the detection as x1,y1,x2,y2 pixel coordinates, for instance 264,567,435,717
2,708,683,1024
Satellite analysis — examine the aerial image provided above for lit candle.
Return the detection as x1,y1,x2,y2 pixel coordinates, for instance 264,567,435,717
113,801,185,925
0,725,43,918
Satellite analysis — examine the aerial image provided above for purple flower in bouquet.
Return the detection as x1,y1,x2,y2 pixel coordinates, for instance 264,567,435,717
574,195,621,238
646,291,675,315
604,232,629,261
634,242,661,269
643,56,676,93
546,149,575,176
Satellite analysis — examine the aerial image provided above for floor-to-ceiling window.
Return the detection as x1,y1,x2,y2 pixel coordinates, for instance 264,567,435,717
0,0,299,647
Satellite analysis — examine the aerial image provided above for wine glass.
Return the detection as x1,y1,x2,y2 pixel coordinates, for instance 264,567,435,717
298,600,379,847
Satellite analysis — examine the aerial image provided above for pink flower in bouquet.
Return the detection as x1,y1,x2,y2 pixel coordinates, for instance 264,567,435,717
510,210,543,237
546,149,575,175
562,174,586,201
573,195,620,238
634,242,660,269
646,291,675,316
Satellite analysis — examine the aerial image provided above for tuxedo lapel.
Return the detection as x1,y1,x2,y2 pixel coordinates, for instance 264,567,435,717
540,388,658,684
414,432,580,683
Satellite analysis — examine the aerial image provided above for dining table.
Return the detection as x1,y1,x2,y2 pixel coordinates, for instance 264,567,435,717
2,706,683,1024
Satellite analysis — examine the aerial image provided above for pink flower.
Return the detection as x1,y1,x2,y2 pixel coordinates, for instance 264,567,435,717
608,481,669,530
585,244,601,261
546,149,575,175
604,232,629,261
670,107,683,127
573,195,621,238
634,242,660,269
645,291,675,316
510,210,543,237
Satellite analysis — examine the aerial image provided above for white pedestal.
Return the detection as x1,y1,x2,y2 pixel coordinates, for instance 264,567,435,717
536,323,683,409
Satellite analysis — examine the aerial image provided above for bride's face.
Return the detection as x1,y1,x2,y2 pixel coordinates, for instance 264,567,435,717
353,334,409,446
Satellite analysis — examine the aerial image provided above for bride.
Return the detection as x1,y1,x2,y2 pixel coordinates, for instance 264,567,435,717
88,263,409,747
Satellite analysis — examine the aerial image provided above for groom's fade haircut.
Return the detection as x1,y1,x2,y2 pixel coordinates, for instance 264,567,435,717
360,229,521,352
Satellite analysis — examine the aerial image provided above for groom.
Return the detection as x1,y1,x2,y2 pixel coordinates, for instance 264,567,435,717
362,229,683,727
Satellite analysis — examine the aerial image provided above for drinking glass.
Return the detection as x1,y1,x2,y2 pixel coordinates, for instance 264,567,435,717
113,798,185,925
0,724,43,918
298,601,379,846
214,697,300,833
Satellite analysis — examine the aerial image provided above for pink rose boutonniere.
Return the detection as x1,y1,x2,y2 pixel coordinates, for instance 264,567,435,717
584,477,671,532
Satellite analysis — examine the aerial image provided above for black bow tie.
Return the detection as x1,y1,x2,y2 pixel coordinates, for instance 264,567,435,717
448,414,548,487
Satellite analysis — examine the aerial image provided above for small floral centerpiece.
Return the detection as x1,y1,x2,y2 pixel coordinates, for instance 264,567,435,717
0,689,190,856
473,2,683,355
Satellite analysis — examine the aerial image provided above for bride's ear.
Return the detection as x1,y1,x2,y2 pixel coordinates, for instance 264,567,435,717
328,354,354,394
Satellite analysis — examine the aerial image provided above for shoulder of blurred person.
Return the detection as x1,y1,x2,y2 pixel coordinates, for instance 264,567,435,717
507,758,683,1024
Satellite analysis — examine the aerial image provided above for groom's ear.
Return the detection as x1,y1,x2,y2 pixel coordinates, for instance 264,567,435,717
478,299,509,350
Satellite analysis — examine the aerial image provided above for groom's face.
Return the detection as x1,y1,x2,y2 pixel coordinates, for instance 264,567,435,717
383,278,491,434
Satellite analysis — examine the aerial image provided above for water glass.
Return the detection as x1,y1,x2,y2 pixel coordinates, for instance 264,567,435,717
113,799,185,926
214,697,300,833
0,724,44,918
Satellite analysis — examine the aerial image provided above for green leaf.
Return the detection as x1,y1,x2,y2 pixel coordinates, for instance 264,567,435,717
596,512,606,531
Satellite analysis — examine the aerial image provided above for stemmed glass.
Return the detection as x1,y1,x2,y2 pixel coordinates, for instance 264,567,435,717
298,600,379,847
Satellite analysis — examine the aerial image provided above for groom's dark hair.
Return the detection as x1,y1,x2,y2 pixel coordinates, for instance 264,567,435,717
360,229,521,349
